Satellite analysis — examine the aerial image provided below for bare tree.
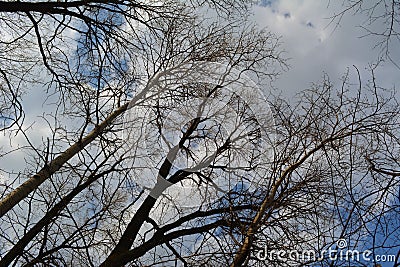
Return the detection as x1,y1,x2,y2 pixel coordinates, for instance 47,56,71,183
0,1,283,265
231,69,400,266
0,1,399,267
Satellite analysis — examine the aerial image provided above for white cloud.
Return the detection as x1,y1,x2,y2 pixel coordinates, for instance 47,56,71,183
252,0,400,97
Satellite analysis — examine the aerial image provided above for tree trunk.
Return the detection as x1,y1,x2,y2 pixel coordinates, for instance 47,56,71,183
0,103,128,218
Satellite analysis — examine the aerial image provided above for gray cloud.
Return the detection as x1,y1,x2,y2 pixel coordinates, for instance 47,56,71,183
252,0,399,97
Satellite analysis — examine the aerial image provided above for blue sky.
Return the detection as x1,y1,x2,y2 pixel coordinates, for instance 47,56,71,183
252,1,399,266
0,1,398,265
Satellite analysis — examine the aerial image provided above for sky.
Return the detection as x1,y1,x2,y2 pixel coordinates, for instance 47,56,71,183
2,0,399,176
252,0,400,98
0,1,399,265
252,1,399,266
